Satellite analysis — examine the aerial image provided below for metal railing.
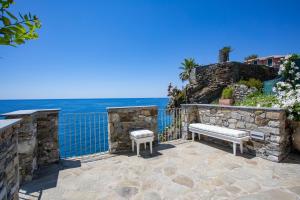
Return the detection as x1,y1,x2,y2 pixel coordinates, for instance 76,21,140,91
158,108,182,142
59,109,182,158
59,112,108,158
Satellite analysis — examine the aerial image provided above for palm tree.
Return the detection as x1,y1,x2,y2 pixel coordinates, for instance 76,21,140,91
219,46,233,63
179,58,198,82
179,58,198,104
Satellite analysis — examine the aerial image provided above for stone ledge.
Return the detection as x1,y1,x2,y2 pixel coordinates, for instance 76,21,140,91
0,119,22,132
1,109,60,116
107,105,158,112
181,104,285,112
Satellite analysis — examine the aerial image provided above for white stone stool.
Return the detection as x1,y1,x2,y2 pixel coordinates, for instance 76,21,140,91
130,129,154,156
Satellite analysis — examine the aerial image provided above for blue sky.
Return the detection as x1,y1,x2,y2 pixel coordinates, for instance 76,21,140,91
1,0,300,99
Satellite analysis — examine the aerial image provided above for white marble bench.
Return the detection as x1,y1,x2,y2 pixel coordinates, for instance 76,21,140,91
130,129,154,156
189,123,250,156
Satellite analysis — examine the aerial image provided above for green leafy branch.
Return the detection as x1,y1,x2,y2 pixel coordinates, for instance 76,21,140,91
0,0,41,46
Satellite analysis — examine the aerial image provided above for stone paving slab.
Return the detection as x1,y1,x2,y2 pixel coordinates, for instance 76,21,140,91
19,140,300,200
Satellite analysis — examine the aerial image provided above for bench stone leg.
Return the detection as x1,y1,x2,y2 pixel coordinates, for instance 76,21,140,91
132,140,134,152
150,141,153,154
137,142,140,156
240,142,243,154
144,143,147,149
192,132,195,142
198,133,201,140
233,143,237,156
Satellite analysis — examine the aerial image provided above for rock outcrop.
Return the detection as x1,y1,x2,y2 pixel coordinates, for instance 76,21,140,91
187,62,278,103
232,84,258,102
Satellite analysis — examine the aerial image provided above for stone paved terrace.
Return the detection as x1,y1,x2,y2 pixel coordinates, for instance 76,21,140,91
19,140,300,200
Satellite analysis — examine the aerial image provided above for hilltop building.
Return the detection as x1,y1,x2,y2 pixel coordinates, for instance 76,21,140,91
244,55,289,68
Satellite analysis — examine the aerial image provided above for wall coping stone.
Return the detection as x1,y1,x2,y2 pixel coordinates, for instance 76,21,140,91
107,105,158,111
1,109,60,116
181,104,285,112
0,118,22,132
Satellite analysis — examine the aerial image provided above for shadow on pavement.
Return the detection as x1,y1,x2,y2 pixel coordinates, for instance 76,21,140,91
19,159,81,199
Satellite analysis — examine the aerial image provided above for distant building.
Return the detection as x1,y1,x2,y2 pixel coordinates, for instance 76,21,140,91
245,55,289,68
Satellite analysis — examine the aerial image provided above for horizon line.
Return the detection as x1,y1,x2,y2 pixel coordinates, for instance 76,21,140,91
0,97,169,101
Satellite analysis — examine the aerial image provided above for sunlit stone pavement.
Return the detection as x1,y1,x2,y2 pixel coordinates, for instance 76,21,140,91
19,140,300,200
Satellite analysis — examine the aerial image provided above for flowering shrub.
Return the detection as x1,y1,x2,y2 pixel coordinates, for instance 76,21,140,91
274,54,300,120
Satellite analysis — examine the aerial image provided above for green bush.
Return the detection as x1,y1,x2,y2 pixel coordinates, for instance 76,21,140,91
234,92,278,107
238,78,263,91
221,87,233,99
238,80,248,86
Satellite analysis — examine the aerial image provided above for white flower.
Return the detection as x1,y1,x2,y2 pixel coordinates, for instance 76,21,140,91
275,56,300,120
285,55,292,59
291,62,296,67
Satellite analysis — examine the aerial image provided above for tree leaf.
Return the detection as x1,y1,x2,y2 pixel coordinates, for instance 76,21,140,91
24,14,29,21
2,16,11,26
0,27,14,34
5,10,18,21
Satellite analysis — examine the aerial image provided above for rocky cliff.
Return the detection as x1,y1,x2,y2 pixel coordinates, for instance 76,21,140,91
187,62,278,103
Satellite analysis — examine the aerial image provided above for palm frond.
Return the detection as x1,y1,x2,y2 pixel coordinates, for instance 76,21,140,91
179,58,198,81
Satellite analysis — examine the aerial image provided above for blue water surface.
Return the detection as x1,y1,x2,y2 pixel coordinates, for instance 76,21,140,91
0,98,169,114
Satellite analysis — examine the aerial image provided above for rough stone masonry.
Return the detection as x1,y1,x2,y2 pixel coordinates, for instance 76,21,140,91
188,62,278,103
2,109,60,184
0,119,21,200
181,104,290,162
107,106,158,153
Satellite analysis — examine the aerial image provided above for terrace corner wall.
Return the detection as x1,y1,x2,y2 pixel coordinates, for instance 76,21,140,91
0,119,21,200
36,111,60,166
181,104,291,162
4,111,38,183
2,109,60,184
107,106,158,153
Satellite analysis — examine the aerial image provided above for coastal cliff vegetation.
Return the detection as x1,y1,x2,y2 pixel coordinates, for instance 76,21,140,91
167,49,300,115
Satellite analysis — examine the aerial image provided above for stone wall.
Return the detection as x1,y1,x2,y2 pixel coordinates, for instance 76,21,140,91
289,121,300,152
107,106,158,153
181,104,291,162
188,62,278,103
36,111,59,166
232,84,257,102
2,109,60,184
4,111,38,183
0,119,21,200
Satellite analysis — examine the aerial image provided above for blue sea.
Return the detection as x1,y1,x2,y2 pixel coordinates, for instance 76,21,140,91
0,98,169,114
0,98,170,158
